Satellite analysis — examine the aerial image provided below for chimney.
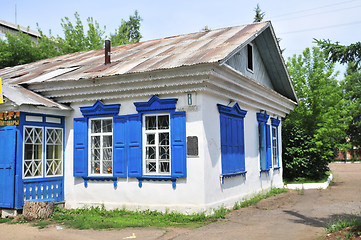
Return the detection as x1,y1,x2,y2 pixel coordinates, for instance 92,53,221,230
105,40,111,65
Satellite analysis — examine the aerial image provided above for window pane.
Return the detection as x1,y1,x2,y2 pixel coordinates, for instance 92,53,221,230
92,149,100,161
159,133,169,145
158,115,169,129
146,161,156,173
34,128,43,144
146,134,155,145
91,136,100,148
159,161,170,173
24,144,33,160
103,148,112,160
103,160,112,174
146,147,156,159
91,120,101,133
103,136,112,148
34,144,42,160
102,119,112,133
54,145,62,159
145,116,156,130
46,145,54,159
159,146,169,160
92,161,100,174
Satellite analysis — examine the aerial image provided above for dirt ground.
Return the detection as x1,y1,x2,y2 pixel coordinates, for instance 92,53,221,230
1,163,361,240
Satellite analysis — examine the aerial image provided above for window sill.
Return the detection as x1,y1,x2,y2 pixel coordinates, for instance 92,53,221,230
220,171,247,184
274,167,281,170
137,176,178,189
23,176,63,183
82,176,118,188
260,169,271,177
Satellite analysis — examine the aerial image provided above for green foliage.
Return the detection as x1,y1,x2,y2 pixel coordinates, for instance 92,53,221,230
51,205,225,230
32,219,53,229
326,217,361,233
253,4,265,23
0,11,142,68
283,47,350,181
233,188,288,209
110,10,142,46
315,39,361,69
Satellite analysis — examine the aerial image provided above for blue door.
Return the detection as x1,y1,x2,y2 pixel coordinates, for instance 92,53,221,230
0,126,16,208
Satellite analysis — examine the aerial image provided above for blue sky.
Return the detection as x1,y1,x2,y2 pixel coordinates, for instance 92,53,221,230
1,0,360,75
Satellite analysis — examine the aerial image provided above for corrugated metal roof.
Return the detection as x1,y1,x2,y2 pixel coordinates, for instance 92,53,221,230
2,84,71,110
0,22,269,86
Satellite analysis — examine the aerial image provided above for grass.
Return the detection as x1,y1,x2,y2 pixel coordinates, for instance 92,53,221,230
233,187,288,210
46,205,229,230
284,172,331,185
0,188,287,230
326,217,361,233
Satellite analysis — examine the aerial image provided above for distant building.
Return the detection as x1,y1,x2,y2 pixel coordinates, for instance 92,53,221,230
0,19,40,42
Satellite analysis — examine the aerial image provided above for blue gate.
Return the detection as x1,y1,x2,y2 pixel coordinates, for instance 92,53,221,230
0,126,16,208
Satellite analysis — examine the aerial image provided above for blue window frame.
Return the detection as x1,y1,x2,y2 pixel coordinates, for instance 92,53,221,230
73,101,121,187
271,118,280,169
217,103,247,178
132,95,187,188
257,112,272,172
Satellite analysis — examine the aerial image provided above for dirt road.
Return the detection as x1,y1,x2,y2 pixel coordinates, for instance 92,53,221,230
1,163,360,240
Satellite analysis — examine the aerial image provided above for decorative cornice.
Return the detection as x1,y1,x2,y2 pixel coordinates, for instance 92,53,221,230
271,117,280,126
134,95,177,112
80,100,120,117
217,103,247,118
257,111,269,123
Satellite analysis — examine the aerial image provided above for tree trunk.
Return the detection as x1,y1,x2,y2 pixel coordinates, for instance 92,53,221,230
23,201,55,221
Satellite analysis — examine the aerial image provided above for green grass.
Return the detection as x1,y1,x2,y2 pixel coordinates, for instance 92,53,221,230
32,219,53,229
326,217,361,233
284,172,331,185
233,187,288,209
49,205,229,230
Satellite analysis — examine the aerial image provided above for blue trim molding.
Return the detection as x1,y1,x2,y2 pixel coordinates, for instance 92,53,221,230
83,177,118,188
256,111,269,123
271,117,280,127
220,171,247,184
80,100,120,117
217,103,247,118
137,176,178,189
134,95,177,113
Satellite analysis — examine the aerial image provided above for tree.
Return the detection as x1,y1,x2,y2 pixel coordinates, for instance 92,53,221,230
253,4,265,23
0,11,142,68
110,10,142,46
283,47,350,181
315,39,361,70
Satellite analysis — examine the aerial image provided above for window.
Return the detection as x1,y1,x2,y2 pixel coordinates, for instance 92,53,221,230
257,112,272,171
143,114,170,174
89,118,113,175
46,128,63,176
217,103,247,176
74,101,120,179
271,118,280,168
24,126,63,178
247,44,254,72
24,126,43,178
272,126,277,166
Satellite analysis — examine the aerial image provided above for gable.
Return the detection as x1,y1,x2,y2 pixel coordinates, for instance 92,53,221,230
225,41,274,90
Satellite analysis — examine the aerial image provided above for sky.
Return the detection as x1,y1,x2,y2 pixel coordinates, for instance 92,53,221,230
1,0,360,76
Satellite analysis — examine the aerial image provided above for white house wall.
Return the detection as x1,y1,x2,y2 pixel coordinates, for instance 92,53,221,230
200,93,283,210
64,94,208,213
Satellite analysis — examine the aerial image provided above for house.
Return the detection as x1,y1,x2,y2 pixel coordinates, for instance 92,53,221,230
0,21,297,214
0,19,41,42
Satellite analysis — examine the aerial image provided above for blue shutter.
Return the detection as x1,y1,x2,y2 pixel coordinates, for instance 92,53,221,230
73,118,88,177
127,114,142,177
239,118,246,172
171,111,186,178
259,122,267,171
113,116,127,177
266,124,272,169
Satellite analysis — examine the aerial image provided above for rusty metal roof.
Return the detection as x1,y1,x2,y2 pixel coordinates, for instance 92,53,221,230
0,22,269,86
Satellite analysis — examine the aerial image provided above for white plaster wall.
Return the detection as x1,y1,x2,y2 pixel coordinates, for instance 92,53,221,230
64,93,207,213
201,92,284,210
